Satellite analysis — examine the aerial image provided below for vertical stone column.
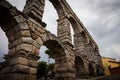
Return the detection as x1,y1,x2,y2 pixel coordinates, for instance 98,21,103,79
74,32,89,77
0,15,40,80
23,0,45,24
74,32,88,57
54,43,75,80
94,49,104,76
0,52,39,80
57,17,72,44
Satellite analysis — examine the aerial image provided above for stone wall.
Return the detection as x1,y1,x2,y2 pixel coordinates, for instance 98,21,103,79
0,0,104,80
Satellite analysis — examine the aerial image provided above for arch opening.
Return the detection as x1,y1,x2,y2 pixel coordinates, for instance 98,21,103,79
0,5,13,63
37,39,68,79
43,0,58,35
75,56,86,78
37,45,55,80
0,28,9,62
89,63,95,76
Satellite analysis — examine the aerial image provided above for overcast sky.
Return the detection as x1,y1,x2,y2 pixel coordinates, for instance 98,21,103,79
0,0,120,62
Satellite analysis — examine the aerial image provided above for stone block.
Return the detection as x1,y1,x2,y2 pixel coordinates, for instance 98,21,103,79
9,7,20,16
9,35,15,42
20,30,31,37
40,33,49,42
15,23,29,31
34,30,41,36
10,57,28,65
8,47,16,55
27,20,33,26
29,67,37,74
28,60,38,68
25,74,36,80
16,43,33,53
20,37,33,44
29,26,35,32
15,30,31,39
13,39,21,47
35,37,43,45
8,42,14,49
6,28,15,36
31,32,38,39
14,15,26,23
32,46,39,55
8,73,26,80
0,67,11,74
12,64,29,73
37,27,45,33
32,40,40,48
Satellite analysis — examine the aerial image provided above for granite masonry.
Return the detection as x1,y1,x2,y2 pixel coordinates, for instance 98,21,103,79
0,0,104,80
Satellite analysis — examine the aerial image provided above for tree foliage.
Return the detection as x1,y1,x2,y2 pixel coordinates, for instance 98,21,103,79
37,61,55,80
37,61,46,80
45,49,54,63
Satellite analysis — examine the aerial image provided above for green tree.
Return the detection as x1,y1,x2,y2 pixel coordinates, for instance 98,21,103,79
45,49,54,63
46,63,55,79
37,61,46,80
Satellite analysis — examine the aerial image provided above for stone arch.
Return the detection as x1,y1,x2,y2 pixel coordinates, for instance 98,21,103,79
89,62,95,76
0,1,36,80
34,31,75,79
68,15,82,34
0,0,104,79
75,56,86,78
49,0,66,19
0,0,32,56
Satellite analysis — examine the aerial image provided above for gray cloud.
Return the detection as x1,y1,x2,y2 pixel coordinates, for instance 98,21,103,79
67,0,120,59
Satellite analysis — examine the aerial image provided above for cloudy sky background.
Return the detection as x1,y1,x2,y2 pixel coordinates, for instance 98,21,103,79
0,0,120,62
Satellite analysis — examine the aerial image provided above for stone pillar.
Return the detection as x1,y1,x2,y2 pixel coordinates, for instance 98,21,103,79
0,14,40,80
74,32,88,57
23,0,45,24
54,42,75,80
0,51,39,80
74,32,90,78
57,17,72,44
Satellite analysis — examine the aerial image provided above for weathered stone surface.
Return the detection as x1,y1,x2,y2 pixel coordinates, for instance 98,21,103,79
14,15,26,23
8,47,16,55
35,37,43,45
15,23,29,31
40,33,49,42
28,60,38,68
25,74,36,80
6,28,15,36
12,64,29,73
7,73,26,80
20,37,33,44
32,46,39,55
31,32,39,39
16,43,33,52
20,30,31,37
10,57,28,65
15,30,31,39
0,0,104,80
37,27,45,33
32,40,40,49
29,67,37,74
0,67,11,74
9,35,15,42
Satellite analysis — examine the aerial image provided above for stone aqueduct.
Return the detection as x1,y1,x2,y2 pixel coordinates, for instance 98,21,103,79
0,0,104,80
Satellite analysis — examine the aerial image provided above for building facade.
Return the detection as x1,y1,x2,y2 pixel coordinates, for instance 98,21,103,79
102,57,120,75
